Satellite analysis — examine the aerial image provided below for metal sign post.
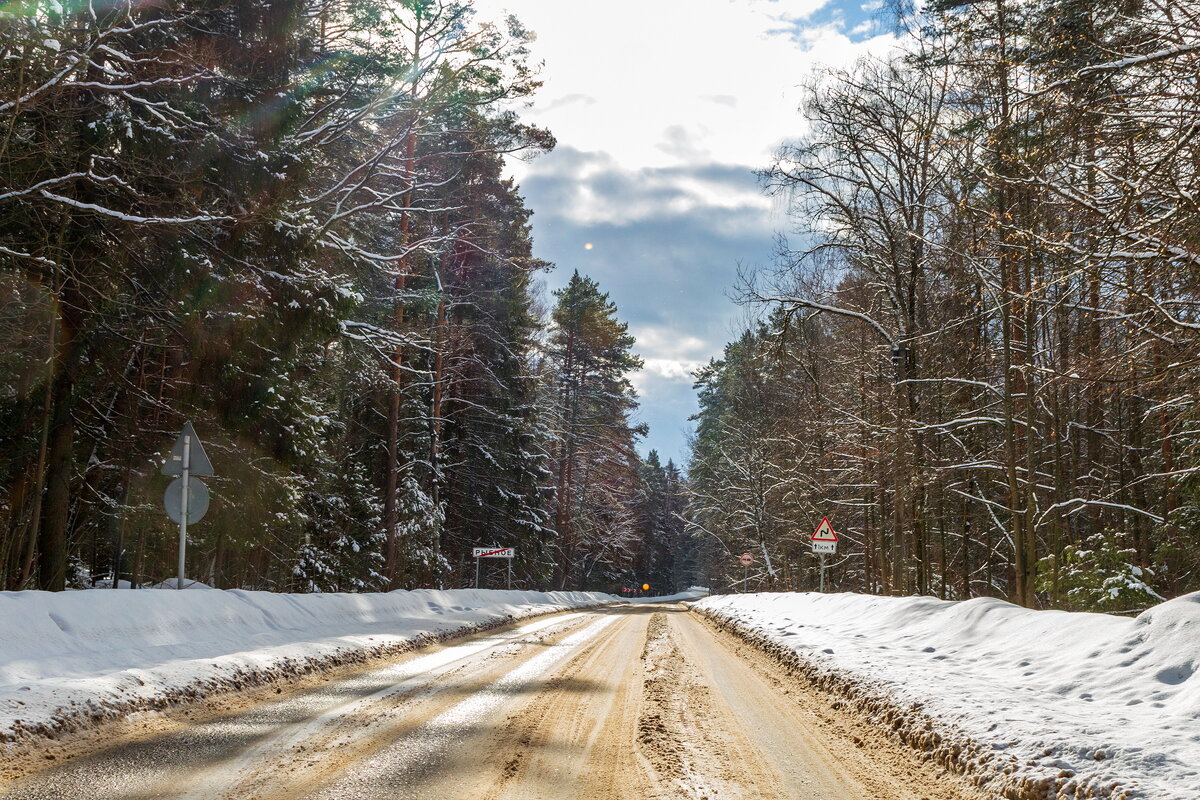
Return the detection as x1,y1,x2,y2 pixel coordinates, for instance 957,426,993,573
179,434,190,590
739,552,753,593
162,422,214,589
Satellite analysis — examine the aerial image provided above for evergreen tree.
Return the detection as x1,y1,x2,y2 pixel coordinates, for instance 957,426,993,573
544,271,644,590
0,0,558,592
630,451,689,593
427,138,554,590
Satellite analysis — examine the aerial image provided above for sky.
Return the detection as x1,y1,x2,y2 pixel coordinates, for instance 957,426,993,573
473,0,902,465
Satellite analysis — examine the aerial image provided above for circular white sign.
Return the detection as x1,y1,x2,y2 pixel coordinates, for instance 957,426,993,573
164,477,210,524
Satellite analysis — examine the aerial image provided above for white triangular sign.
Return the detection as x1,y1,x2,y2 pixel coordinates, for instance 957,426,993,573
811,517,838,542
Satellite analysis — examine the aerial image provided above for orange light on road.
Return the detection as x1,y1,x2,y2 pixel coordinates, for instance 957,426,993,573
642,584,649,591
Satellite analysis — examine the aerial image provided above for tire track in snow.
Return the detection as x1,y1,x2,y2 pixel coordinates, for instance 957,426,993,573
298,613,622,800
172,611,596,800
0,611,598,800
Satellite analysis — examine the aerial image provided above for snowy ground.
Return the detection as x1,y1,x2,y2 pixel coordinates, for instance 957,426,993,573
0,587,615,745
691,592,1200,800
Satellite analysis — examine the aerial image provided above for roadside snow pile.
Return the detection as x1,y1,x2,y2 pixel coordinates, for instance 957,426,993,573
692,592,1200,800
0,588,615,745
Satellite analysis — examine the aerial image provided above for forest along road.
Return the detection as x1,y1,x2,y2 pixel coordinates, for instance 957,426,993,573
0,605,972,800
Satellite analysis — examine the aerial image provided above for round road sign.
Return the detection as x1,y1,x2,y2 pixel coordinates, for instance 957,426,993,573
164,477,210,525
740,552,753,566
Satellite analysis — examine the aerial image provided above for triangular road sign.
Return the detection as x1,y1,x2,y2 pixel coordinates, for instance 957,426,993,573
811,517,838,542
161,421,214,476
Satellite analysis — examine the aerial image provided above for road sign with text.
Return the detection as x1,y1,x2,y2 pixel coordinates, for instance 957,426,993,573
473,547,514,559
811,518,838,554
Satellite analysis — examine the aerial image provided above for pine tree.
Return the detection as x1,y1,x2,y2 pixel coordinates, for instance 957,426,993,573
544,271,644,590
631,451,689,593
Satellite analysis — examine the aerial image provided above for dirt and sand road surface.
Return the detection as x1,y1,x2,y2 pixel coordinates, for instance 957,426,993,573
0,604,974,800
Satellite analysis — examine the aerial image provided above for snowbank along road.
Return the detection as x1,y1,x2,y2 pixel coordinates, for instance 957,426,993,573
0,603,973,800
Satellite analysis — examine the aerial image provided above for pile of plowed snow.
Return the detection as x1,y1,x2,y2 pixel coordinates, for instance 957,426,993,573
692,592,1200,800
0,588,615,744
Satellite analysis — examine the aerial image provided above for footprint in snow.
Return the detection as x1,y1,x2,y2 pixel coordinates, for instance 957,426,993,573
1154,665,1195,685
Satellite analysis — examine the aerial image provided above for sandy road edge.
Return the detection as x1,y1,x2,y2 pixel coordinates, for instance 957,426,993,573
0,601,621,761
688,604,1131,800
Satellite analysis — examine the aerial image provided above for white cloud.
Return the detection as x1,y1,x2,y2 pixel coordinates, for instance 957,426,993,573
640,357,706,381
478,0,900,179
630,326,712,390
465,0,902,460
634,326,712,361
522,147,774,228
536,93,597,113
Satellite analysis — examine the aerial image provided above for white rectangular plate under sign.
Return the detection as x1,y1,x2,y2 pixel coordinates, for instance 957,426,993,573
812,541,837,554
473,547,515,559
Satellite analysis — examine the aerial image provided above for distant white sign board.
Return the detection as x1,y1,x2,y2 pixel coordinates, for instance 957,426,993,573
473,547,514,559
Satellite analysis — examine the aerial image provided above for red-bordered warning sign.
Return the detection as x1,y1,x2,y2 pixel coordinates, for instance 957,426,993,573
811,518,838,542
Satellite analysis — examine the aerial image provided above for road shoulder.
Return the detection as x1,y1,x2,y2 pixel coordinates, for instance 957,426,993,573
685,605,986,800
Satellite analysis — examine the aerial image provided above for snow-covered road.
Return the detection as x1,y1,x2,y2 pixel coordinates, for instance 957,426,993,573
0,605,969,800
